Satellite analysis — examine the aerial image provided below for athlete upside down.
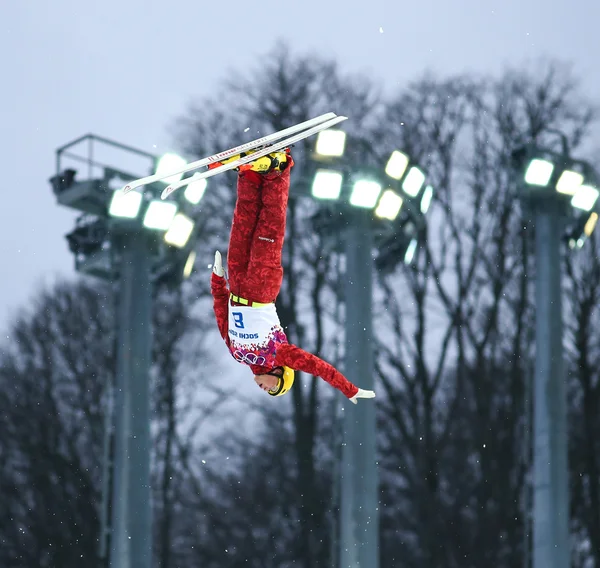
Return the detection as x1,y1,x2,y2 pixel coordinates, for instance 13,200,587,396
210,148,375,403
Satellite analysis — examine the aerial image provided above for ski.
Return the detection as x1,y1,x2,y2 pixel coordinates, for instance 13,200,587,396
122,112,338,193
161,115,348,199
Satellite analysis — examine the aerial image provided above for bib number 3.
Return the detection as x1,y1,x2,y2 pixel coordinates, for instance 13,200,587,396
232,312,245,329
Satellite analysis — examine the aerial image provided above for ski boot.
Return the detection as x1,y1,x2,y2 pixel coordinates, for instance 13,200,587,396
208,147,293,173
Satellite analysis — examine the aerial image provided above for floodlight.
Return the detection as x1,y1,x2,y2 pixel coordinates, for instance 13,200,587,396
65,220,107,255
524,159,554,186
349,179,382,208
49,168,77,194
571,185,599,212
311,170,343,200
375,190,403,220
184,174,207,205
155,153,187,185
315,129,346,157
108,189,143,219
404,238,418,265
164,213,195,248
556,170,584,195
584,212,599,237
420,185,434,213
385,151,409,180
402,166,425,197
143,200,178,230
183,251,196,279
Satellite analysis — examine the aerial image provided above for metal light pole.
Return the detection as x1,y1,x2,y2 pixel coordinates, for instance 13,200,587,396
339,209,379,568
50,134,200,568
110,231,154,568
308,133,431,568
532,197,569,568
512,140,600,568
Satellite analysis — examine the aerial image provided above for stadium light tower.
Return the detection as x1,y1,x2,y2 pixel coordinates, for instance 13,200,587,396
310,131,433,568
512,137,600,568
50,135,203,568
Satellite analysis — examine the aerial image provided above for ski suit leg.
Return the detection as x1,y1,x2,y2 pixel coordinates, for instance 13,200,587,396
227,170,263,296
243,166,291,303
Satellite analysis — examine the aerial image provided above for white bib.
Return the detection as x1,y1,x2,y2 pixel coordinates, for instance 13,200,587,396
227,303,281,348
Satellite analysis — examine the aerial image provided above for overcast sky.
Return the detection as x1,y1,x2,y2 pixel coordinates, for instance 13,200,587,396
1,0,599,332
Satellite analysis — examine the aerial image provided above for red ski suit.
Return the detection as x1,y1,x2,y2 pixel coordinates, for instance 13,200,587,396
211,166,359,399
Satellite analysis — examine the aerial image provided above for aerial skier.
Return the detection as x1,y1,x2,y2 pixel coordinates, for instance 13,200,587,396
210,148,376,403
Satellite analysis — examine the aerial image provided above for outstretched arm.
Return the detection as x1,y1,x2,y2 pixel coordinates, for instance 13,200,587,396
275,343,360,399
210,252,229,341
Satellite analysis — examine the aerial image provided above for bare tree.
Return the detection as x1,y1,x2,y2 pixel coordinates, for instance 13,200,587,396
565,235,600,568
170,49,600,567
172,42,380,567
373,62,597,567
151,285,191,568
0,280,113,568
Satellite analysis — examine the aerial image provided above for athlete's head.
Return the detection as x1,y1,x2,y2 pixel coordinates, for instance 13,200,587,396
254,366,295,396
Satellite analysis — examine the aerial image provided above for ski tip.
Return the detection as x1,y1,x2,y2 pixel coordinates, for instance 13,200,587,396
161,187,172,200
122,185,132,194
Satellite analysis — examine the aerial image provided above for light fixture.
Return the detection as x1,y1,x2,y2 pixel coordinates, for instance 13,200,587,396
143,200,178,230
164,213,195,248
375,190,403,220
524,159,554,186
65,220,107,255
404,238,418,264
184,174,207,205
584,212,599,237
385,151,409,180
108,189,143,219
420,185,434,213
556,170,584,195
183,250,196,279
155,153,187,185
402,166,425,197
571,185,599,211
49,168,77,194
349,179,382,208
311,170,343,200
314,129,346,157
567,211,599,250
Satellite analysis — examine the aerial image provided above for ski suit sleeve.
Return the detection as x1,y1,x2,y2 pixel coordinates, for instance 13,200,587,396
275,343,359,399
211,272,229,342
